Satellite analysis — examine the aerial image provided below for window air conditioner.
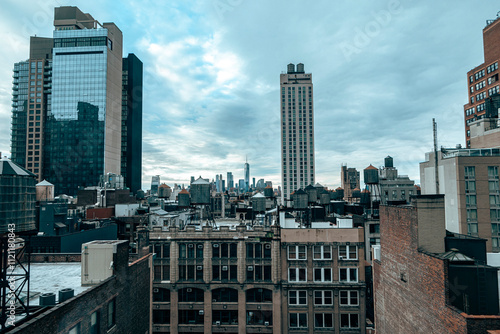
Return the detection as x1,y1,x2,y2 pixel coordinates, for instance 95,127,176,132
222,266,228,271
188,244,194,248
197,244,203,249
197,265,203,271
213,243,219,248
199,310,204,315
265,244,271,249
265,321,270,326
153,288,159,293
339,256,344,260
216,321,221,326
248,266,254,271
187,288,192,292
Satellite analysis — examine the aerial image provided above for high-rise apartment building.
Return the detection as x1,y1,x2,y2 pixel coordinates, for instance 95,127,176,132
227,172,234,189
464,15,500,147
280,63,315,204
10,6,142,196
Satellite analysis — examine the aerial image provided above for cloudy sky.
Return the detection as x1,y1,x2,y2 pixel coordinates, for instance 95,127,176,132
0,1,499,190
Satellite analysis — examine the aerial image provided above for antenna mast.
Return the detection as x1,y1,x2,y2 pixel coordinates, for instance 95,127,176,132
433,118,439,194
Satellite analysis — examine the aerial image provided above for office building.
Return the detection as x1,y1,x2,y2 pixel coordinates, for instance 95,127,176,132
280,63,315,204
151,175,160,195
10,6,142,196
377,156,416,204
244,160,250,192
341,165,360,202
227,172,234,189
464,15,500,147
149,220,366,333
420,147,500,252
121,54,143,193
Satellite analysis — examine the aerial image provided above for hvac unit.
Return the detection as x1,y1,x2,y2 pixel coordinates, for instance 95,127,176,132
265,321,270,326
216,321,221,326
213,243,219,248
265,244,271,249
197,244,203,249
248,266,254,271
187,288,192,292
197,265,203,271
188,244,194,248
222,266,228,271
153,288,159,293
199,310,204,315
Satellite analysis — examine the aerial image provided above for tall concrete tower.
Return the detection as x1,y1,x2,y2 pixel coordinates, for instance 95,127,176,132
280,63,315,204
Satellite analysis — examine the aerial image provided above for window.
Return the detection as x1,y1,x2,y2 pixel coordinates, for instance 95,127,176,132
179,243,203,259
89,311,100,334
315,313,333,328
212,288,238,303
246,288,272,303
247,243,271,259
247,265,271,281
289,313,307,328
179,310,204,324
465,166,475,179
212,265,237,281
289,268,307,282
313,245,332,260
492,223,500,249
314,268,332,282
341,313,359,328
246,311,272,325
153,310,170,324
314,290,333,305
153,288,170,302
339,245,357,260
212,310,238,325
179,265,203,281
339,268,358,282
340,290,359,306
369,224,380,234
107,298,116,329
213,243,237,258
68,323,80,334
288,245,306,260
178,288,204,302
289,290,307,305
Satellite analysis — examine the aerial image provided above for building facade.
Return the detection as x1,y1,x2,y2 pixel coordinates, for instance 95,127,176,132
10,6,142,196
420,147,500,252
280,63,315,204
121,53,143,193
149,223,365,333
464,16,500,148
341,165,360,202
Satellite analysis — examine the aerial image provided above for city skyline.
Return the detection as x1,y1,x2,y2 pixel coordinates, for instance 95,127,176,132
1,1,500,190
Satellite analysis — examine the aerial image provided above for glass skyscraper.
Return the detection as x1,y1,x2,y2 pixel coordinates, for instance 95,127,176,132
10,6,142,196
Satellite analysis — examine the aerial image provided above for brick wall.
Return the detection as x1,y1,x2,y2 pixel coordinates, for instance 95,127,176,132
374,204,468,333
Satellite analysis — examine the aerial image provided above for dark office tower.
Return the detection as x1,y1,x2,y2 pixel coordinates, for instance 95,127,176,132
10,6,126,196
121,54,143,193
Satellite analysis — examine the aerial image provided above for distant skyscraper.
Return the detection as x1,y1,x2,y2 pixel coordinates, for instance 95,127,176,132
121,54,143,193
244,159,250,192
151,175,160,195
341,165,360,201
10,6,141,196
280,63,315,203
226,172,234,189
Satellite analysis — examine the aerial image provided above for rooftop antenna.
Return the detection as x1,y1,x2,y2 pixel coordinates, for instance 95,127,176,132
433,118,440,194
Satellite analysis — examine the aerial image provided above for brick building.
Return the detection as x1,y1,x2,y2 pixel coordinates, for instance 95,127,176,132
420,147,500,251
464,15,500,148
6,240,152,334
374,195,500,333
149,221,366,333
